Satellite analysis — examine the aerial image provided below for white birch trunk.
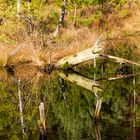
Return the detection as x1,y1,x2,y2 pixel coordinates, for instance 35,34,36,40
52,0,67,37
17,0,21,16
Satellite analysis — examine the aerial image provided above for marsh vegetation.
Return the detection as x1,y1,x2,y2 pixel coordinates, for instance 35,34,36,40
0,0,140,139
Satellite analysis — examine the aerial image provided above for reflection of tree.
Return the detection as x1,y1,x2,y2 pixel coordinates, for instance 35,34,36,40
45,74,96,139
58,71,102,94
58,71,103,119
94,123,102,140
38,101,46,136
0,65,140,139
18,79,25,134
58,77,69,107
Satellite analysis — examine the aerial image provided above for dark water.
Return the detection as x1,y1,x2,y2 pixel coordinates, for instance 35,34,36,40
0,62,140,140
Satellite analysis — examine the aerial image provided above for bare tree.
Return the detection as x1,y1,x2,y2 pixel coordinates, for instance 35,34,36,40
53,0,68,37
17,0,21,16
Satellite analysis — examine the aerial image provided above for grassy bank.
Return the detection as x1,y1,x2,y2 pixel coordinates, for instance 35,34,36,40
0,0,140,68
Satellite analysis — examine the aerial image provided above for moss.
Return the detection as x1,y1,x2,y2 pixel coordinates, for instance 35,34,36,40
79,12,102,26
118,9,130,18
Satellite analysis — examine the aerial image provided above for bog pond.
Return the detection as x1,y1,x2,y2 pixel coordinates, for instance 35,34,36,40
0,60,140,140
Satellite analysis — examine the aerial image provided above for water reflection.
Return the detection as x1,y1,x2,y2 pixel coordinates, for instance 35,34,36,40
0,67,140,140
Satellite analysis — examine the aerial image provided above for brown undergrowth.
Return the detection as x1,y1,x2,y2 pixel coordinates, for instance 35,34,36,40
0,1,140,68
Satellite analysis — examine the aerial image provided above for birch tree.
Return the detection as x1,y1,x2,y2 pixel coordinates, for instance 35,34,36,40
53,0,68,37
17,0,21,16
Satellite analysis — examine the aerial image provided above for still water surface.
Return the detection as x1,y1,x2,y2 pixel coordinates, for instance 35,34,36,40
0,64,140,140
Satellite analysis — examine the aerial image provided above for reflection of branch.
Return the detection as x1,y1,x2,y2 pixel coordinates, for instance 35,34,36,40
18,79,25,134
131,115,136,140
97,73,140,81
58,71,103,118
59,77,69,107
108,73,140,81
31,72,43,93
94,97,103,120
58,72,102,94
94,123,102,140
38,102,46,135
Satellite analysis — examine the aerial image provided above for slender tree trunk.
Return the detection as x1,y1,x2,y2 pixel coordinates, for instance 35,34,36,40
94,57,96,81
73,3,77,26
17,0,21,16
53,0,67,37
59,0,67,27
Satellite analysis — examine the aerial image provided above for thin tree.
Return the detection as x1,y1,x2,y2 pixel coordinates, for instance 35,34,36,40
17,0,21,16
53,0,68,37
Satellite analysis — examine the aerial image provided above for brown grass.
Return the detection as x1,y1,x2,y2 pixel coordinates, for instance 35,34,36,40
44,27,99,64
0,1,140,68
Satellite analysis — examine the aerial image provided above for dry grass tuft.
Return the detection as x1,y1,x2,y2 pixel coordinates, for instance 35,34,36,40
0,41,45,66
45,27,99,63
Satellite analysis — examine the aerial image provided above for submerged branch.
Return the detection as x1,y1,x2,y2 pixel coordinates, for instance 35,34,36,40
108,73,140,81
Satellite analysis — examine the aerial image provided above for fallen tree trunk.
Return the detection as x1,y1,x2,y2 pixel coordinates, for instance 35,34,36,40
55,36,140,68
56,38,103,68
56,50,140,68
56,48,101,68
58,72,102,94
